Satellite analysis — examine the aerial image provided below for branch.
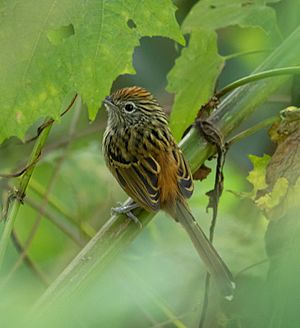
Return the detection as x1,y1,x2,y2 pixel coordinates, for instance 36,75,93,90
0,118,52,270
2,229,50,287
215,66,300,99
0,94,78,271
33,26,300,312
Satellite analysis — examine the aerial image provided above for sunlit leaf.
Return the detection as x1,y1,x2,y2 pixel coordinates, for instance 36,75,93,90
255,177,288,210
0,0,184,143
247,154,270,192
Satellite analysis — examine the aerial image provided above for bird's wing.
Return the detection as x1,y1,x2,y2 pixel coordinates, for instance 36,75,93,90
173,148,194,199
109,155,161,212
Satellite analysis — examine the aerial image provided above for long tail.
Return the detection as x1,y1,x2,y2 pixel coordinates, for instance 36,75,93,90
172,200,235,299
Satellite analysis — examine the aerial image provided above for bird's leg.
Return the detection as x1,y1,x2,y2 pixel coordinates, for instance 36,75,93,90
111,200,142,228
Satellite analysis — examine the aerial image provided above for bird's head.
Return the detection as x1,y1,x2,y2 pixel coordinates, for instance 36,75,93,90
103,86,167,128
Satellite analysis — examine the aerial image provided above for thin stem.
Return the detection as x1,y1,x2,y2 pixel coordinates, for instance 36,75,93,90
0,118,52,270
11,229,49,285
44,123,104,154
235,259,269,278
216,66,300,100
224,49,272,61
199,144,225,328
150,309,196,328
0,94,78,273
227,116,280,145
28,181,95,239
8,97,84,278
28,179,75,224
25,197,85,246
24,93,78,144
0,159,41,178
121,265,187,328
199,275,211,328
1,229,50,287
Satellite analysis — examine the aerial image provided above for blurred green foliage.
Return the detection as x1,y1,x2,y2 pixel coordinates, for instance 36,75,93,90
0,0,300,327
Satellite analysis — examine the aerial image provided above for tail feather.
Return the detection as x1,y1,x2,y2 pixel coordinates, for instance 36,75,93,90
173,200,235,299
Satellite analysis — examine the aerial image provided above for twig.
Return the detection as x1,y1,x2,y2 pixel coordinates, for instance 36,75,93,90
196,120,227,328
235,259,269,278
7,95,83,279
224,49,272,61
44,123,104,155
198,274,211,328
0,119,52,270
8,158,69,279
1,229,50,287
0,155,41,178
25,197,86,246
25,93,78,144
226,116,279,146
215,66,300,100
28,180,95,239
196,66,300,120
121,265,187,328
0,93,78,272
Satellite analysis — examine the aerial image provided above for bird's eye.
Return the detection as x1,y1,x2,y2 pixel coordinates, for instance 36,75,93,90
124,102,135,113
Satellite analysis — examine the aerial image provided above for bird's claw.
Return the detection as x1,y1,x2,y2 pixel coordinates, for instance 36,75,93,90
111,203,143,229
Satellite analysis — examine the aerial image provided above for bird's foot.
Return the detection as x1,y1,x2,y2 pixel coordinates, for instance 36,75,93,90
111,202,142,228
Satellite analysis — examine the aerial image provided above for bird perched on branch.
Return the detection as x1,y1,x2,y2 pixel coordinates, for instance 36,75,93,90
102,86,235,298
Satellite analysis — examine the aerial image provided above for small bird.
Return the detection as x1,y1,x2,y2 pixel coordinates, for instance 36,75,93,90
102,86,234,298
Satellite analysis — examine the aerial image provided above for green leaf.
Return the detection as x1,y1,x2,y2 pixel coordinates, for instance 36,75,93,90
167,29,224,139
247,154,271,192
47,24,75,46
0,0,184,143
167,0,281,140
182,0,281,35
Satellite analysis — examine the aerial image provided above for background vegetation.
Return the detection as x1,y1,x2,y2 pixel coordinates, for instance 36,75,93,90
0,0,300,327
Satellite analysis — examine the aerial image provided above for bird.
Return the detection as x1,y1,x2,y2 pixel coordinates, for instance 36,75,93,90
102,86,235,298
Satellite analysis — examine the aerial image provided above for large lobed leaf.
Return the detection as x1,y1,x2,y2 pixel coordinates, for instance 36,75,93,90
0,0,184,143
167,0,281,140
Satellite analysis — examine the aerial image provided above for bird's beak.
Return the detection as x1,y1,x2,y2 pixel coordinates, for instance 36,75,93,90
103,96,117,110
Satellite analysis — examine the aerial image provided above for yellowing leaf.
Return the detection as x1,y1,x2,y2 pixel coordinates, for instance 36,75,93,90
255,177,288,211
247,154,271,192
